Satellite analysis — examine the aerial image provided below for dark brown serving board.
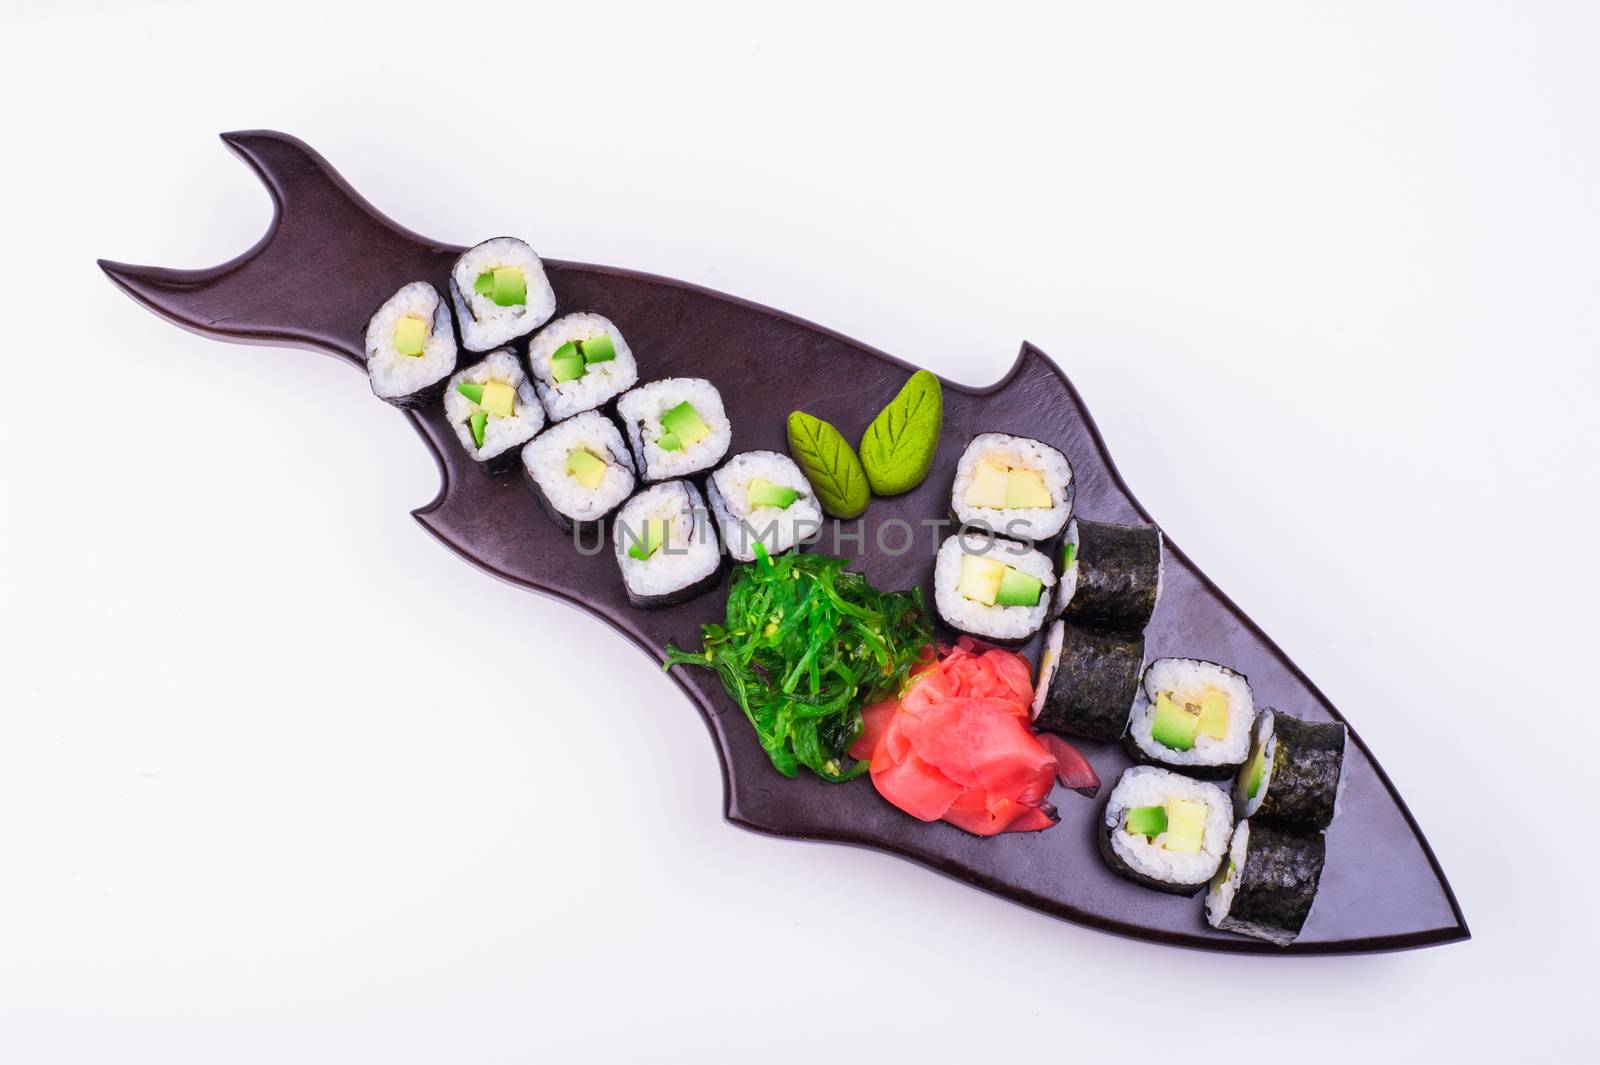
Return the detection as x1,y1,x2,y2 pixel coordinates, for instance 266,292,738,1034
101,131,1467,954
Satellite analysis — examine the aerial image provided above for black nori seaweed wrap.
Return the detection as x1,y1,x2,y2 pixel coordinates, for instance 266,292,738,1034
1033,621,1143,740
1057,518,1162,633
1215,822,1326,946
1245,710,1346,829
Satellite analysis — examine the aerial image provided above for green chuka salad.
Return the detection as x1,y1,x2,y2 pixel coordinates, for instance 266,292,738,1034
666,546,932,782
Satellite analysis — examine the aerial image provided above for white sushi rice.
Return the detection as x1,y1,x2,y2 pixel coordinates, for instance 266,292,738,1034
449,237,557,352
1030,619,1065,719
706,451,823,562
950,433,1073,542
1128,658,1255,771
613,480,721,602
364,281,456,402
1205,818,1251,927
1236,710,1278,817
526,312,639,421
1105,766,1233,889
933,532,1055,641
521,411,637,525
442,350,545,461
616,378,732,481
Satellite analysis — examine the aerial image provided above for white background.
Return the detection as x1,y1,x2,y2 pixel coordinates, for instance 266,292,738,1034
3,2,1597,1061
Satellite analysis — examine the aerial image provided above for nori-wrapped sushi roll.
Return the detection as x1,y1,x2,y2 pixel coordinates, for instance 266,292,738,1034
1236,709,1347,829
522,411,637,532
1055,518,1162,633
1125,658,1254,780
1030,620,1143,740
612,480,722,608
1206,820,1326,946
443,350,545,473
1101,766,1233,895
362,281,457,408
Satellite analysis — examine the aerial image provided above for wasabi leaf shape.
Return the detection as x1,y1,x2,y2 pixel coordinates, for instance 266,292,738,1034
787,411,870,519
860,369,943,495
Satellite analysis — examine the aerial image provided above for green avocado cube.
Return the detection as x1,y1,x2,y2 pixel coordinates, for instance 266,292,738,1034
456,381,485,405
1125,805,1167,838
491,267,526,307
995,567,1043,607
657,430,682,452
1244,745,1266,800
579,334,616,364
480,380,516,418
660,402,710,449
747,477,798,510
550,342,586,383
1061,541,1077,572
474,271,495,297
626,517,667,561
469,410,488,449
393,315,428,357
566,448,608,489
1150,691,1200,751
1161,799,1207,853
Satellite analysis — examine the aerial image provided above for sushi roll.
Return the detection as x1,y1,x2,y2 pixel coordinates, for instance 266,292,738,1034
1206,819,1326,946
521,411,637,530
1056,518,1163,633
1126,658,1254,779
933,532,1055,643
526,313,639,421
443,350,545,470
448,237,557,352
1031,620,1144,740
950,433,1073,542
1236,709,1347,829
363,281,457,407
1101,766,1233,895
613,480,722,608
616,378,732,482
706,451,823,562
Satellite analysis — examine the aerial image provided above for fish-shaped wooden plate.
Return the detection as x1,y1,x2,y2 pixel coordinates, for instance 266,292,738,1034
100,131,1467,954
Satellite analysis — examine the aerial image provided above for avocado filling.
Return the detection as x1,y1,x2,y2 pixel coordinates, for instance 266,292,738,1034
457,379,517,448
1125,799,1206,853
956,554,1044,607
963,459,1052,510
747,477,798,510
393,314,428,357
626,517,668,561
1243,744,1266,800
658,401,710,452
468,410,489,449
565,447,608,490
473,267,527,307
1061,541,1077,572
1149,686,1231,751
550,334,619,384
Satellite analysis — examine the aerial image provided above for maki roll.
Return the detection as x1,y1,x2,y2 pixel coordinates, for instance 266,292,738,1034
1236,709,1347,829
443,350,545,470
1101,766,1233,895
1031,620,1143,740
363,281,456,407
521,411,637,530
526,313,639,421
616,378,732,481
950,433,1073,542
1206,820,1326,946
1127,658,1254,779
613,480,722,608
706,451,823,562
448,237,557,352
1056,518,1163,633
933,532,1055,643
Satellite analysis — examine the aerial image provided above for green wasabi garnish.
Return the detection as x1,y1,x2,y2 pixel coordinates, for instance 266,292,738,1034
787,411,869,519
859,369,942,496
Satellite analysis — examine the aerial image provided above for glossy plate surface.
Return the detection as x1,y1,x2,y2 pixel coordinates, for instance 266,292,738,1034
100,131,1468,954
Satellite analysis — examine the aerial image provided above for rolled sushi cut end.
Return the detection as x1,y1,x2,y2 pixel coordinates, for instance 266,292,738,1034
1031,619,1144,740
527,313,640,421
706,450,823,563
616,378,732,481
443,350,545,466
1206,819,1327,946
933,533,1055,642
613,480,722,607
950,433,1073,542
1127,658,1254,778
1236,709,1347,828
449,237,557,352
1101,766,1233,894
1055,518,1164,633
363,281,457,406
521,410,637,529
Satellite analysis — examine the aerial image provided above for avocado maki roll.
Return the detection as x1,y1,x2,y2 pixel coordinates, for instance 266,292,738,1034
521,411,636,530
616,378,732,482
1031,620,1144,740
613,480,722,608
933,532,1055,643
1055,518,1163,633
526,313,640,422
1206,819,1326,946
442,350,545,470
706,451,823,562
363,281,457,407
950,433,1073,542
1126,658,1254,779
1236,709,1346,829
448,237,557,352
1101,766,1234,895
